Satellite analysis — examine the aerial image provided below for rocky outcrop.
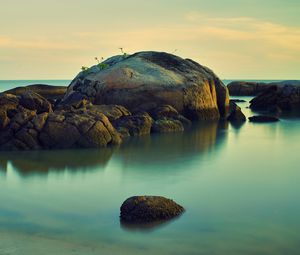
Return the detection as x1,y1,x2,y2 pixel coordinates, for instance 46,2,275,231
250,85,300,113
3,84,67,101
120,196,184,223
63,51,229,120
249,115,279,123
227,101,246,123
0,93,121,151
228,80,300,96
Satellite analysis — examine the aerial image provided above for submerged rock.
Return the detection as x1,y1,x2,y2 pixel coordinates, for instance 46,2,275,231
120,196,184,223
248,115,280,123
63,51,229,120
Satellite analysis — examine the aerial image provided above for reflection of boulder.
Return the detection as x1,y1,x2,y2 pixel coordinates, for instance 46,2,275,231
0,148,114,175
116,121,227,167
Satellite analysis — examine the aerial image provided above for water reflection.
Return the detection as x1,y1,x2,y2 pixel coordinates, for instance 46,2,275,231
0,148,114,176
116,121,228,167
120,215,183,232
0,121,229,177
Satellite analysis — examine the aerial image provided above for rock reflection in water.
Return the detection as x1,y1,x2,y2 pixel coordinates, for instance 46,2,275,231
0,148,114,176
116,121,228,167
120,215,183,232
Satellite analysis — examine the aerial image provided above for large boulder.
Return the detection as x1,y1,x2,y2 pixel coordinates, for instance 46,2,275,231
120,196,184,223
62,51,229,120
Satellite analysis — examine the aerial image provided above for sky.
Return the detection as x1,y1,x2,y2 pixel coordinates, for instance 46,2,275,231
0,0,299,80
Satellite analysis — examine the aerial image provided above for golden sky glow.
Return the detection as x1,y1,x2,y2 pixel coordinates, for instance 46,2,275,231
0,0,299,79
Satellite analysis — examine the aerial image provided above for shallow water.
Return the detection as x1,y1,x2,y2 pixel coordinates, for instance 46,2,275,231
0,98,300,254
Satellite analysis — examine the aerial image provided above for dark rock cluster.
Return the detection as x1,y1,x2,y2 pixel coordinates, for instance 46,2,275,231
250,85,300,113
0,89,195,151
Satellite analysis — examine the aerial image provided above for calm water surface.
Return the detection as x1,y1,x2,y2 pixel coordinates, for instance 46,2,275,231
0,88,300,254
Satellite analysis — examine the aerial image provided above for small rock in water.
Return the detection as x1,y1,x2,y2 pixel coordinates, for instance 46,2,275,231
248,115,279,123
120,196,184,223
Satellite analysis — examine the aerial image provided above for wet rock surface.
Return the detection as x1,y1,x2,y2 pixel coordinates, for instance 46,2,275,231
120,196,184,223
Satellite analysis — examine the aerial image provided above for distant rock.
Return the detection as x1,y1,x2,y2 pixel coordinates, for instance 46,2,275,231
227,80,300,96
63,51,229,120
248,115,279,123
3,84,67,101
227,101,246,123
227,81,270,96
120,196,184,223
250,85,300,113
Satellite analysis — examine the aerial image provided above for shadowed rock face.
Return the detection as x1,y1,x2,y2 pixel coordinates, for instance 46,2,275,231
120,196,184,223
63,51,229,120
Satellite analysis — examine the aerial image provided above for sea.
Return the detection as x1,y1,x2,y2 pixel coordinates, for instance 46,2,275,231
0,80,299,255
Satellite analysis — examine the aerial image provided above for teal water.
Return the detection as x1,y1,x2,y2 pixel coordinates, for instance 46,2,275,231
0,98,300,254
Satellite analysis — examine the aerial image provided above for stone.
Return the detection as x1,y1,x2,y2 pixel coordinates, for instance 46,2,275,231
19,90,52,113
152,119,184,133
113,112,153,136
248,115,280,123
120,196,184,223
86,104,131,122
250,85,300,113
227,101,246,123
62,51,229,120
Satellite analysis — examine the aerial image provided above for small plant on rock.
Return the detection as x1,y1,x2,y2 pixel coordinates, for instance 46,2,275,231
95,56,109,70
119,47,128,59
